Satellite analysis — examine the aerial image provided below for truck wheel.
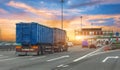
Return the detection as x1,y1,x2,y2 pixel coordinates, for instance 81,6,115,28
37,51,40,56
40,46,45,55
64,47,68,52
50,48,54,54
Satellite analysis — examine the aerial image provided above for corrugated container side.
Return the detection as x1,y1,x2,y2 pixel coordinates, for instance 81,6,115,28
16,22,54,45
16,23,38,45
53,28,66,44
16,22,66,45
38,24,53,44
31,23,38,44
16,24,22,43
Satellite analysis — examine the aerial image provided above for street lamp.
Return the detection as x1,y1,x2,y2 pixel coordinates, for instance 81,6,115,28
80,16,82,30
0,28,1,42
61,0,64,29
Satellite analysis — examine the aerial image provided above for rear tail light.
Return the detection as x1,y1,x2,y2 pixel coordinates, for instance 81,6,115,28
32,46,38,49
16,46,22,49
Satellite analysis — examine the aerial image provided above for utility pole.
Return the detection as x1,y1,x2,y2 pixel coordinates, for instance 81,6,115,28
91,23,93,28
0,27,1,42
61,0,64,29
80,16,82,30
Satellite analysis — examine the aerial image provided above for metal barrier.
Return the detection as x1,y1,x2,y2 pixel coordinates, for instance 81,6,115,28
0,45,15,51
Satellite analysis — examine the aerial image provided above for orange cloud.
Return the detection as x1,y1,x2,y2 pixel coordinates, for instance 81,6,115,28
0,9,120,41
0,8,8,14
7,1,60,19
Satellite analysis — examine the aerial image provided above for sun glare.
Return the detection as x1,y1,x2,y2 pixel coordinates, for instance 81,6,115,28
75,36,84,41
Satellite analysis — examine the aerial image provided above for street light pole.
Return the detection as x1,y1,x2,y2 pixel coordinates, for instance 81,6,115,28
80,16,82,30
61,0,64,29
0,28,1,42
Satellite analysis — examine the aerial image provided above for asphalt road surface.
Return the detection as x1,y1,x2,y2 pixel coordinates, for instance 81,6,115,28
0,45,111,70
54,50,120,70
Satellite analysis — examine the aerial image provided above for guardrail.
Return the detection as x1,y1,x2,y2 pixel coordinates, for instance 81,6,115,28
0,45,15,51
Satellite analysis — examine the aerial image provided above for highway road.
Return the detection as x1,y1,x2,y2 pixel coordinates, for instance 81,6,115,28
0,46,95,70
54,49,120,70
0,45,117,70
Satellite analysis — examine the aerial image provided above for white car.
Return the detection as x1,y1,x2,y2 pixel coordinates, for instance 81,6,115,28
67,42,73,47
96,43,102,47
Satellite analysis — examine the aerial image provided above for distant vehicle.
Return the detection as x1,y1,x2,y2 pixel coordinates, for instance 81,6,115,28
96,43,102,47
82,40,88,48
16,22,68,56
67,42,73,47
104,46,111,51
89,44,97,49
96,40,102,47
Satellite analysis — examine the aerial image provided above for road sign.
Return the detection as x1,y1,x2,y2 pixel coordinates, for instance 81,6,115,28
116,32,119,36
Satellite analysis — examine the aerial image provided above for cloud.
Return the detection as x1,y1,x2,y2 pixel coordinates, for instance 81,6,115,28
68,14,120,30
68,0,120,9
0,9,8,14
0,14,120,41
92,0,120,4
7,1,60,19
68,0,102,9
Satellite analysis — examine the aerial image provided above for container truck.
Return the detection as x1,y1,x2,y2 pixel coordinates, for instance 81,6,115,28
16,22,68,56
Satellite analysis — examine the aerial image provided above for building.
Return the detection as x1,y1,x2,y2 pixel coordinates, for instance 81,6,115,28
75,28,114,41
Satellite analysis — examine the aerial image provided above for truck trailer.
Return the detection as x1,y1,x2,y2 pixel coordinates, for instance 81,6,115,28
16,22,68,56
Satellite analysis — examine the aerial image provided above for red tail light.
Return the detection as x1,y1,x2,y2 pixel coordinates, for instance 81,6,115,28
16,46,22,49
32,46,38,49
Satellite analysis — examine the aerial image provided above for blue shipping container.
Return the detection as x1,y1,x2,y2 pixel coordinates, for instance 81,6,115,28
16,22,53,45
16,22,66,45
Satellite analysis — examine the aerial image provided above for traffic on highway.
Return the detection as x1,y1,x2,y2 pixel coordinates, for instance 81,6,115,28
0,0,120,70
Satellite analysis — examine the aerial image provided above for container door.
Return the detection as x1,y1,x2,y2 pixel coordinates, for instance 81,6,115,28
21,24,31,44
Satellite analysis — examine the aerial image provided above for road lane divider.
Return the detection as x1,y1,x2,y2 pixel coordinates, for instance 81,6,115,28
57,64,69,68
62,65,69,67
102,56,119,63
47,55,70,62
29,56,46,60
73,46,105,62
0,57,18,62
0,56,34,62
57,64,64,67
89,50,120,57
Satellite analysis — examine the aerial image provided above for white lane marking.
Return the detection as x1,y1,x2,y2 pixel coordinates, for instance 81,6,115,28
57,64,69,68
0,55,37,62
57,64,64,67
62,65,69,67
0,57,18,62
73,46,105,62
89,49,120,57
47,55,70,62
102,56,119,63
29,56,46,60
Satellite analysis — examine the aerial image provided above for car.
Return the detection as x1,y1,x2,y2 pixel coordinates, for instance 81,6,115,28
82,40,89,48
67,42,73,47
104,46,111,51
96,43,102,47
89,44,97,49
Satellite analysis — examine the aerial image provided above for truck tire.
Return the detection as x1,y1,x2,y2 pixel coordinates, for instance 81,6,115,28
50,46,54,54
37,51,40,56
64,47,68,52
40,46,45,55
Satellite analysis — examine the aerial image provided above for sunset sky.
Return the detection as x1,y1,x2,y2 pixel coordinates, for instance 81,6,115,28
0,0,120,41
